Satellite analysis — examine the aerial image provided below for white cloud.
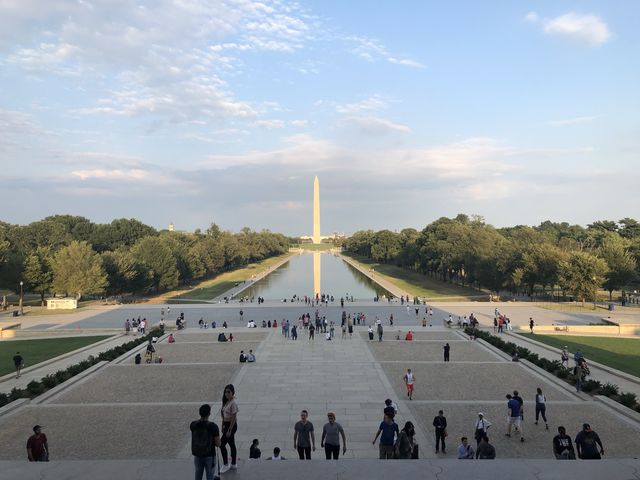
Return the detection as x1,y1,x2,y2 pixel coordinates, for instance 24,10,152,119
255,119,286,129
70,168,148,181
525,12,539,23
336,95,387,114
543,12,611,46
548,116,596,126
343,116,412,135
346,35,424,68
1,1,316,125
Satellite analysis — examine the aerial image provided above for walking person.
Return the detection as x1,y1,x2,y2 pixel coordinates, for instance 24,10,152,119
13,351,23,379
534,387,549,430
473,413,492,447
26,425,49,462
293,410,316,459
443,343,450,362
219,384,239,473
529,317,534,333
574,362,586,392
505,394,524,442
561,346,569,368
377,322,383,342
432,410,448,454
190,404,221,480
575,423,605,459
396,421,416,459
553,426,576,459
372,413,398,459
321,413,346,460
404,369,415,400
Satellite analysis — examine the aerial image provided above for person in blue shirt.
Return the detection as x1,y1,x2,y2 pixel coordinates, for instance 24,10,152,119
505,394,524,442
372,413,399,459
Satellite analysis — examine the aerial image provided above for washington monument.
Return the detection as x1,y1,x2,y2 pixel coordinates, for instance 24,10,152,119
313,175,321,244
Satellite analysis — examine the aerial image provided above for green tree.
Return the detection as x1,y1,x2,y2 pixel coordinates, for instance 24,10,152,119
599,242,637,300
131,237,179,292
23,247,53,306
559,251,608,307
102,249,151,295
51,241,108,298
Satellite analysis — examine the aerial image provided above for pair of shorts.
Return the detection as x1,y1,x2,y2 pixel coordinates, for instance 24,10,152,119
406,383,414,392
508,416,521,427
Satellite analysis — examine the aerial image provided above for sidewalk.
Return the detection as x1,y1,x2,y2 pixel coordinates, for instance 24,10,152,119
0,334,131,395
503,331,640,397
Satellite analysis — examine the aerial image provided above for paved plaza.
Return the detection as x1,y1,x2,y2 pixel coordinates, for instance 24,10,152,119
1,302,640,480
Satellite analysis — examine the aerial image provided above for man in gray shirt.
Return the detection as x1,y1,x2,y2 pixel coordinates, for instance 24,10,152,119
293,410,315,459
321,412,347,460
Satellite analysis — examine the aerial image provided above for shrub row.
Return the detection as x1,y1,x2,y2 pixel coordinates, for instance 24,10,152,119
0,327,164,408
465,327,640,413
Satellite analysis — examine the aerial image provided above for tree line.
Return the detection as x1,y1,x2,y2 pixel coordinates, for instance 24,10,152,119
343,215,639,303
0,216,291,302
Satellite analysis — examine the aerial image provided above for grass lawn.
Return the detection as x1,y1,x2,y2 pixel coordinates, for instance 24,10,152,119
535,302,612,314
0,336,111,376
167,252,294,302
519,333,640,378
344,254,485,301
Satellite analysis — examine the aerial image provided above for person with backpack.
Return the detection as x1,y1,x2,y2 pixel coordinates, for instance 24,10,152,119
395,421,416,459
190,404,221,480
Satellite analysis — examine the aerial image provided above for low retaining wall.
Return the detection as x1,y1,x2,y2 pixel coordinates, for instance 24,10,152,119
520,325,640,335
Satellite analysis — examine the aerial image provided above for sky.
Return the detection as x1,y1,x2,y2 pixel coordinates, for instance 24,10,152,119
0,0,638,236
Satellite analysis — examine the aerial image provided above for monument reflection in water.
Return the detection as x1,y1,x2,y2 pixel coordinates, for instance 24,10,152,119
243,251,389,300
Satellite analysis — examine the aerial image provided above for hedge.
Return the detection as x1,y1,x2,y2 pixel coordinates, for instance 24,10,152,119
465,327,640,414
0,327,163,408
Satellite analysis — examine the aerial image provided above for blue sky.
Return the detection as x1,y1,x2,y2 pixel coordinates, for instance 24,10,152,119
0,1,638,235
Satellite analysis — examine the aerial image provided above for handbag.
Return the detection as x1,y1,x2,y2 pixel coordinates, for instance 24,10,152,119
411,443,419,459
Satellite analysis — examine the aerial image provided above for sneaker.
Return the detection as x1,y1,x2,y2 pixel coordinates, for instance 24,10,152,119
534,421,538,425
545,424,549,430
505,433,511,437
520,437,525,443
230,464,237,470
219,464,230,474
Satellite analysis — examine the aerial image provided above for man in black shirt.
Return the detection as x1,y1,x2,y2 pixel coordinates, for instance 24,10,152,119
575,423,604,459
13,351,23,379
553,426,576,459
433,410,448,454
191,404,221,480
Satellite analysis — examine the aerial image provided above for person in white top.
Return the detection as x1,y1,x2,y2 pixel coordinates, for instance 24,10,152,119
473,412,492,447
267,447,286,460
534,387,548,429
403,369,415,400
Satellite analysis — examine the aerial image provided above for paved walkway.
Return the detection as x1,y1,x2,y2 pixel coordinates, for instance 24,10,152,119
0,334,127,395
198,328,426,460
502,331,640,397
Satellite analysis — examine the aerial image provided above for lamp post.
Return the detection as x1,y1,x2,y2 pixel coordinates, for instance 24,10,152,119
592,276,597,310
19,281,24,316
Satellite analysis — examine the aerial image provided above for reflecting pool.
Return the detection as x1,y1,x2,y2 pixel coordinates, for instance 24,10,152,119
241,251,390,300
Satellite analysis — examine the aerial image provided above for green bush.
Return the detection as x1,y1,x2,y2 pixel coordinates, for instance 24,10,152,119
9,387,25,401
0,392,9,408
26,380,45,396
599,382,619,397
41,374,58,389
618,392,638,408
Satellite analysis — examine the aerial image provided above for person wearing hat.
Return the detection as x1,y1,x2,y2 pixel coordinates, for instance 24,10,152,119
575,423,604,459
473,412,492,447
27,425,49,462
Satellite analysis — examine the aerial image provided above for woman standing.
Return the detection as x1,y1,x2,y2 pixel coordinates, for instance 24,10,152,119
396,421,416,459
321,412,347,460
534,387,548,430
219,384,239,473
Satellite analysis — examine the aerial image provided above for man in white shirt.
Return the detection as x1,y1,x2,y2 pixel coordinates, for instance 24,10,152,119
267,447,286,460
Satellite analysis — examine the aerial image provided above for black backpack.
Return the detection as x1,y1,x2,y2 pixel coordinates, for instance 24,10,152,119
192,421,212,457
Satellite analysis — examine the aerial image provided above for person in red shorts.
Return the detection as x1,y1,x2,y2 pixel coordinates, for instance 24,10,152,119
404,368,415,400
27,425,49,462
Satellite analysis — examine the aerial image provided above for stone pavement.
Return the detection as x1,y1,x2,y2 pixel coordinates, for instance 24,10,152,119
1,458,640,480
222,328,425,460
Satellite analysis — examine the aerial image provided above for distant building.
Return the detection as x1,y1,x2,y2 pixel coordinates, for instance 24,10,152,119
168,222,175,232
